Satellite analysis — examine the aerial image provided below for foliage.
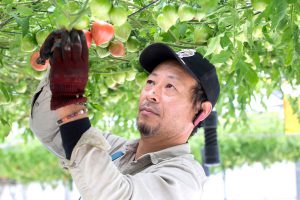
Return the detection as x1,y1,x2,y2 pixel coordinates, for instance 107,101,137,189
190,134,300,170
1,133,300,183
190,111,300,169
0,141,70,184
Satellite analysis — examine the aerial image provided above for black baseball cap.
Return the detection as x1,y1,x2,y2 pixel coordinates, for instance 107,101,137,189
139,43,220,108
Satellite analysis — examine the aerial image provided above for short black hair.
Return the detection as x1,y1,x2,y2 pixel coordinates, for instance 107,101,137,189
190,82,207,137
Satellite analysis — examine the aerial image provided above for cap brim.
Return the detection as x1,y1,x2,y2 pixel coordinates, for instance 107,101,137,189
139,43,186,73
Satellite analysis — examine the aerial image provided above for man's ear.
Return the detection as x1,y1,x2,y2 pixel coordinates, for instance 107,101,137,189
193,101,212,126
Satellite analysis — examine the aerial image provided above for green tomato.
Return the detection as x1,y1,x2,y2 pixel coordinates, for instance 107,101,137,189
90,0,112,21
109,6,128,26
21,34,37,52
200,0,218,13
68,1,90,30
178,4,196,22
99,42,110,48
194,25,212,44
251,0,270,11
35,29,50,46
125,70,137,81
110,94,122,104
105,76,117,89
15,82,27,93
194,9,206,21
157,14,172,32
73,15,90,30
98,84,108,96
162,4,178,25
68,1,80,14
114,22,132,42
135,72,148,88
126,36,139,53
112,73,126,84
96,47,110,58
33,70,45,80
54,13,70,29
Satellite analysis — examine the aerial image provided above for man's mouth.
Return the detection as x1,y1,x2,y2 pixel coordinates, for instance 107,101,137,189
139,105,160,116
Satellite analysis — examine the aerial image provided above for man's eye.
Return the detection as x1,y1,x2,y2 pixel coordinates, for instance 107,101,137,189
166,84,174,88
146,80,154,85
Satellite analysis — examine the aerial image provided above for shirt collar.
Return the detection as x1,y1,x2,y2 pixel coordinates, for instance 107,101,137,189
149,143,191,164
124,139,191,164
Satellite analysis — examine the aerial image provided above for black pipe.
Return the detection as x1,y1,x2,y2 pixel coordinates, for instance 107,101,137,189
203,111,220,166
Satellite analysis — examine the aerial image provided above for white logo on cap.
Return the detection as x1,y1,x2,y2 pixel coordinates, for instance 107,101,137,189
176,49,196,58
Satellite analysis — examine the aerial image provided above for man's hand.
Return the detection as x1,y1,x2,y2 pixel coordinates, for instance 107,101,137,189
38,29,89,110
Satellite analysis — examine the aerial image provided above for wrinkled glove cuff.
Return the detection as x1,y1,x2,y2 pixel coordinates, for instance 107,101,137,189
50,95,87,110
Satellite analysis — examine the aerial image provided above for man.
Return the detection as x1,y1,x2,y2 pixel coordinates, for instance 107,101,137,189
30,29,220,200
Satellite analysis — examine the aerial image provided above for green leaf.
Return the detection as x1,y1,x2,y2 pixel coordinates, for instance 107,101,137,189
246,68,259,88
284,41,294,66
133,0,143,6
160,32,176,43
0,118,11,127
204,35,221,57
211,50,231,64
177,23,188,38
90,103,105,112
220,33,232,49
270,0,288,30
249,50,261,68
239,61,259,88
16,5,33,16
254,2,273,25
12,14,30,36
262,25,273,44
293,26,300,54
0,84,12,102
3,0,13,3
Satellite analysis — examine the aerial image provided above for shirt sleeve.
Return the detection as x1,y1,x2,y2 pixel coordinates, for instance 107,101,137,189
29,68,66,159
63,127,204,200
30,68,128,159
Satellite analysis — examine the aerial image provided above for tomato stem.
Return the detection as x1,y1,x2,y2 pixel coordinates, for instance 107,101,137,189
119,0,141,9
168,30,178,42
128,0,160,18
91,69,134,75
163,42,197,49
68,0,90,30
0,17,14,30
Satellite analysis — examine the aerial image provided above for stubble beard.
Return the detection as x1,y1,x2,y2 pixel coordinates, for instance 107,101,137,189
136,117,161,137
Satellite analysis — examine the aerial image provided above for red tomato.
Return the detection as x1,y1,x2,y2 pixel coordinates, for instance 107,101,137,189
83,30,92,48
91,21,114,46
30,51,49,71
108,41,125,57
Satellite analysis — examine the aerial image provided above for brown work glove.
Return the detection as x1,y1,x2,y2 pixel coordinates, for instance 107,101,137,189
37,29,89,110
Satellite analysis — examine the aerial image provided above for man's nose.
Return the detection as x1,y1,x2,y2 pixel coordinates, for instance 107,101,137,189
146,87,160,103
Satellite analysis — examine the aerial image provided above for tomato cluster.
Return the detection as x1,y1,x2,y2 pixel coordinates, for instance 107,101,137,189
26,0,140,71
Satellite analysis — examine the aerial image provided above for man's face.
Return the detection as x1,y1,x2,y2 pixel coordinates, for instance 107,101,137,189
137,60,198,138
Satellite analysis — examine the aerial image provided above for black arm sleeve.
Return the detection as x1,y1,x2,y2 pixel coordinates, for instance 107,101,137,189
59,117,91,159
